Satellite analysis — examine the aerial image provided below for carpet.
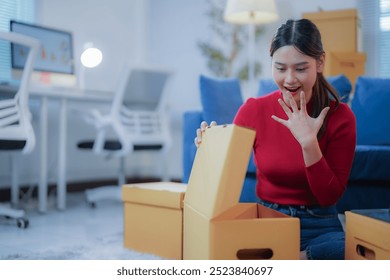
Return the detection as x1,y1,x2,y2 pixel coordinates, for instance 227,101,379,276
0,191,164,260
1,231,163,260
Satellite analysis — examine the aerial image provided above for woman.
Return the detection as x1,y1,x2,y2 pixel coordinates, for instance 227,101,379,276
195,19,356,260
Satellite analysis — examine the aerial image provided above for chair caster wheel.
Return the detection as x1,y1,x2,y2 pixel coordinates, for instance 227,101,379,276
17,218,29,229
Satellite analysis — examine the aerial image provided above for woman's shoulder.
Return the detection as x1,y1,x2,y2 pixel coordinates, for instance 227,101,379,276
234,90,280,126
331,101,355,120
245,90,281,106
328,101,356,132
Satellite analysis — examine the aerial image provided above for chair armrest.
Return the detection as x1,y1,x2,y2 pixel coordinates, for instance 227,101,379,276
182,110,204,183
75,108,111,128
75,108,133,156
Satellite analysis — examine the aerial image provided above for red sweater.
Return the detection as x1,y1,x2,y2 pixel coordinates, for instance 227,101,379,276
233,90,356,206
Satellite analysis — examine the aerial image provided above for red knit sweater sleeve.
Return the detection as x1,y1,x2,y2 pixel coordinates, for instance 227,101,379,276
305,103,356,206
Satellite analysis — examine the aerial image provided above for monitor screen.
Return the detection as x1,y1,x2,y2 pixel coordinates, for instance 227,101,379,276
10,20,74,75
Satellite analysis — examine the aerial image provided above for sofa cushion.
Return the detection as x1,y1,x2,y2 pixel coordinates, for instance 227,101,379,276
349,145,390,181
257,74,352,102
199,75,243,124
351,77,390,145
337,182,390,212
327,74,352,103
258,79,278,96
182,111,204,183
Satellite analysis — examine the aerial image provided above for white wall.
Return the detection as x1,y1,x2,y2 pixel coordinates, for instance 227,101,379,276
0,0,359,187
37,0,147,91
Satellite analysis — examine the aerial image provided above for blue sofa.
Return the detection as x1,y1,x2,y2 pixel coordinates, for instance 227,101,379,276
182,75,390,212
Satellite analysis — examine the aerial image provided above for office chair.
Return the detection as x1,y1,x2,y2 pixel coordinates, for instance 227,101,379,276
0,31,39,228
77,66,173,207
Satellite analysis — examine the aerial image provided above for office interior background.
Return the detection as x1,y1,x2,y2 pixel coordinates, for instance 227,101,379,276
0,0,382,192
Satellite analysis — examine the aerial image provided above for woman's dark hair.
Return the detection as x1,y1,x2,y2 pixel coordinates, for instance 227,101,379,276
270,18,340,138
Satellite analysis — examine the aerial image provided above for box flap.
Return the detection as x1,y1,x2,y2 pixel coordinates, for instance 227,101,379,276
122,182,186,209
351,209,390,224
330,51,366,62
185,124,255,219
303,9,358,21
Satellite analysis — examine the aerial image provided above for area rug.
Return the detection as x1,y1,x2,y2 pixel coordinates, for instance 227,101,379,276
1,231,163,260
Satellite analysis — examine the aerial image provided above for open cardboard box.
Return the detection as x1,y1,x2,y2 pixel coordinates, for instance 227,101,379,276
183,125,300,260
345,209,390,260
122,182,186,260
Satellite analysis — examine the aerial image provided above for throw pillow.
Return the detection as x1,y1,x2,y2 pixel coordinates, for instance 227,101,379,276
258,79,278,97
351,77,390,145
199,75,243,124
327,74,352,103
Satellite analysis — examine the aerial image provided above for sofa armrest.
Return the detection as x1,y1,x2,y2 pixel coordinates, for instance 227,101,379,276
349,145,390,181
182,110,204,183
337,144,390,212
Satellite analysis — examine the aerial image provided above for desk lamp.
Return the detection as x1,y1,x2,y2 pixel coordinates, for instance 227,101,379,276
79,43,103,89
224,0,278,96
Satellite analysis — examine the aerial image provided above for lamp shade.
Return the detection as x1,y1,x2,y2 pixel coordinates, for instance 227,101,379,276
224,0,278,24
80,45,103,68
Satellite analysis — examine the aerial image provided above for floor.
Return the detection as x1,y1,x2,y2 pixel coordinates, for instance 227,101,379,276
0,190,161,260
0,186,348,260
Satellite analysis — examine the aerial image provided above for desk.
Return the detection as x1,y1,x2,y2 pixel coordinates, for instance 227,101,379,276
29,85,112,212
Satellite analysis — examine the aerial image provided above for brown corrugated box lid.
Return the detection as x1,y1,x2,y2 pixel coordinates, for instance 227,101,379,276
122,182,186,209
330,51,366,62
303,9,358,21
184,124,255,219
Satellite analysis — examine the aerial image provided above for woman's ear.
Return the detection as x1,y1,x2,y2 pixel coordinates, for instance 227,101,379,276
317,53,325,73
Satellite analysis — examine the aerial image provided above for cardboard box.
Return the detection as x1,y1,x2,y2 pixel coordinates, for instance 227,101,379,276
325,51,366,85
303,9,362,52
122,182,186,259
183,125,300,260
345,210,390,260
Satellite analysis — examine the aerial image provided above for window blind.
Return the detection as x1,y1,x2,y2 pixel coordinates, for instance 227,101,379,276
0,0,35,82
380,0,390,76
357,0,390,77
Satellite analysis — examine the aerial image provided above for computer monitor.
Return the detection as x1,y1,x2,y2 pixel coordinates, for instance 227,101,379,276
10,20,76,87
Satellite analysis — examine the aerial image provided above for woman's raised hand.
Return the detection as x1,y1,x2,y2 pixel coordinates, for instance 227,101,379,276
194,121,217,148
271,91,329,148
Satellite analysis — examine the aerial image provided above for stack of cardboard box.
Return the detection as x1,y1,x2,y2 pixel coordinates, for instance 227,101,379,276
122,125,300,260
303,9,366,87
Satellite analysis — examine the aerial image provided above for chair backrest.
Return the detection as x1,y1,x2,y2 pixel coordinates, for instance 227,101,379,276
99,66,174,156
111,66,173,113
0,31,40,154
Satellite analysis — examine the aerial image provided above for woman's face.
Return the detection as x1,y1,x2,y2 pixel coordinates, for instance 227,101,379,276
272,45,324,107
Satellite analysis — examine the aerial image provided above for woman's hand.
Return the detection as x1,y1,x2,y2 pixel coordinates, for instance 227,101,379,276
271,91,329,148
194,121,217,148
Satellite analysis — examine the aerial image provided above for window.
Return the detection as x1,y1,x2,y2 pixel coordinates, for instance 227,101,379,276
0,0,35,82
380,0,390,76
358,0,390,77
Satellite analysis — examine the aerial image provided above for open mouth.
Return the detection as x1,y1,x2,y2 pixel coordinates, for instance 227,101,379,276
284,86,301,95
